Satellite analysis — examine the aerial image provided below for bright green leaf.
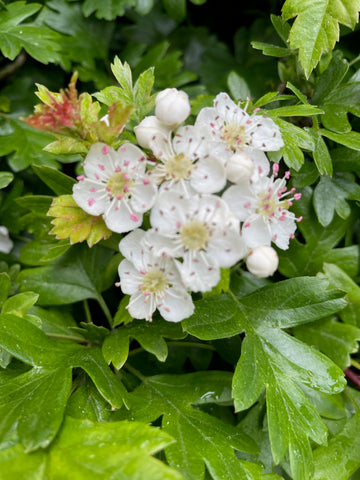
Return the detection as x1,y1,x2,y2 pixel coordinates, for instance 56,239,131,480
282,0,360,78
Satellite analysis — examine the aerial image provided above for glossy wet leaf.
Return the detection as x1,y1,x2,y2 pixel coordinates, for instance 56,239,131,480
0,416,183,480
121,371,262,480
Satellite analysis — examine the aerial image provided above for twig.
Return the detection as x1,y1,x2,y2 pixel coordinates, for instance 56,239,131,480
345,368,360,389
0,51,27,81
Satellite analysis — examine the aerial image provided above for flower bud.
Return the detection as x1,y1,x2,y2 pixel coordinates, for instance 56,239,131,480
225,153,254,183
155,88,191,126
246,245,279,278
134,116,171,149
0,226,13,254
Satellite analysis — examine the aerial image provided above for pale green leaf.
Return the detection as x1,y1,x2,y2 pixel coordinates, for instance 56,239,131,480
282,0,360,77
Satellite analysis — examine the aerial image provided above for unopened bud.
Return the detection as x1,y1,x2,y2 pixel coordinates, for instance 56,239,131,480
0,226,13,254
246,245,279,278
226,154,254,183
134,116,171,149
155,88,191,126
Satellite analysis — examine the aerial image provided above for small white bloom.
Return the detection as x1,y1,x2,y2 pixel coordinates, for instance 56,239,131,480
222,169,302,250
0,226,13,254
147,124,226,195
134,116,172,149
147,191,247,292
246,245,279,278
155,88,191,126
72,142,157,233
195,92,284,161
118,229,194,322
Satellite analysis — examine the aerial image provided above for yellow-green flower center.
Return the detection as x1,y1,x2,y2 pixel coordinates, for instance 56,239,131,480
222,123,247,150
142,268,168,293
256,192,289,218
180,221,209,250
107,172,132,197
164,153,193,181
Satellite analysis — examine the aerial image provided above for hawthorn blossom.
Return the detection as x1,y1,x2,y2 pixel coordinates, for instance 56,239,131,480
0,226,13,254
222,166,301,250
195,93,283,168
146,191,247,292
72,142,157,233
144,124,226,195
118,229,194,322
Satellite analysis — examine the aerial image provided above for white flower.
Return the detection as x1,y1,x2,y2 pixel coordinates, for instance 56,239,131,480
146,124,226,195
246,245,279,278
225,149,270,184
134,116,172,150
72,142,158,233
0,226,13,254
155,88,191,126
146,191,247,292
118,229,194,322
222,169,302,250
195,93,284,160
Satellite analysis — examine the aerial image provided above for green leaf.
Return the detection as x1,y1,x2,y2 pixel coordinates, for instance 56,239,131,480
227,71,251,101
183,278,347,480
0,366,72,451
282,0,360,78
162,0,186,22
278,187,359,277
307,128,333,176
273,118,315,170
82,0,136,20
321,263,360,327
47,195,112,247
0,314,127,448
2,291,39,316
0,119,60,172
312,50,349,104
0,416,183,480
321,128,360,150
294,317,360,369
0,1,61,63
265,104,324,117
0,172,13,189
103,318,186,369
32,165,76,195
122,371,259,480
18,244,114,305
0,272,11,306
251,41,291,57
312,409,360,479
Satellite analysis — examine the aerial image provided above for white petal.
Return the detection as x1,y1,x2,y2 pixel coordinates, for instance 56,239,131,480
249,116,284,151
119,229,147,270
177,253,220,292
191,156,226,193
104,199,142,233
143,230,181,258
115,143,148,171
118,259,142,295
148,132,174,162
242,215,272,249
158,287,194,322
245,148,271,177
222,184,256,221
207,228,247,267
83,143,116,181
72,180,108,216
0,226,13,254
127,290,155,321
130,182,158,213
271,215,297,250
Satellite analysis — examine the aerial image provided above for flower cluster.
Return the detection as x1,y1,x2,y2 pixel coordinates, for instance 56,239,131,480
72,88,302,322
